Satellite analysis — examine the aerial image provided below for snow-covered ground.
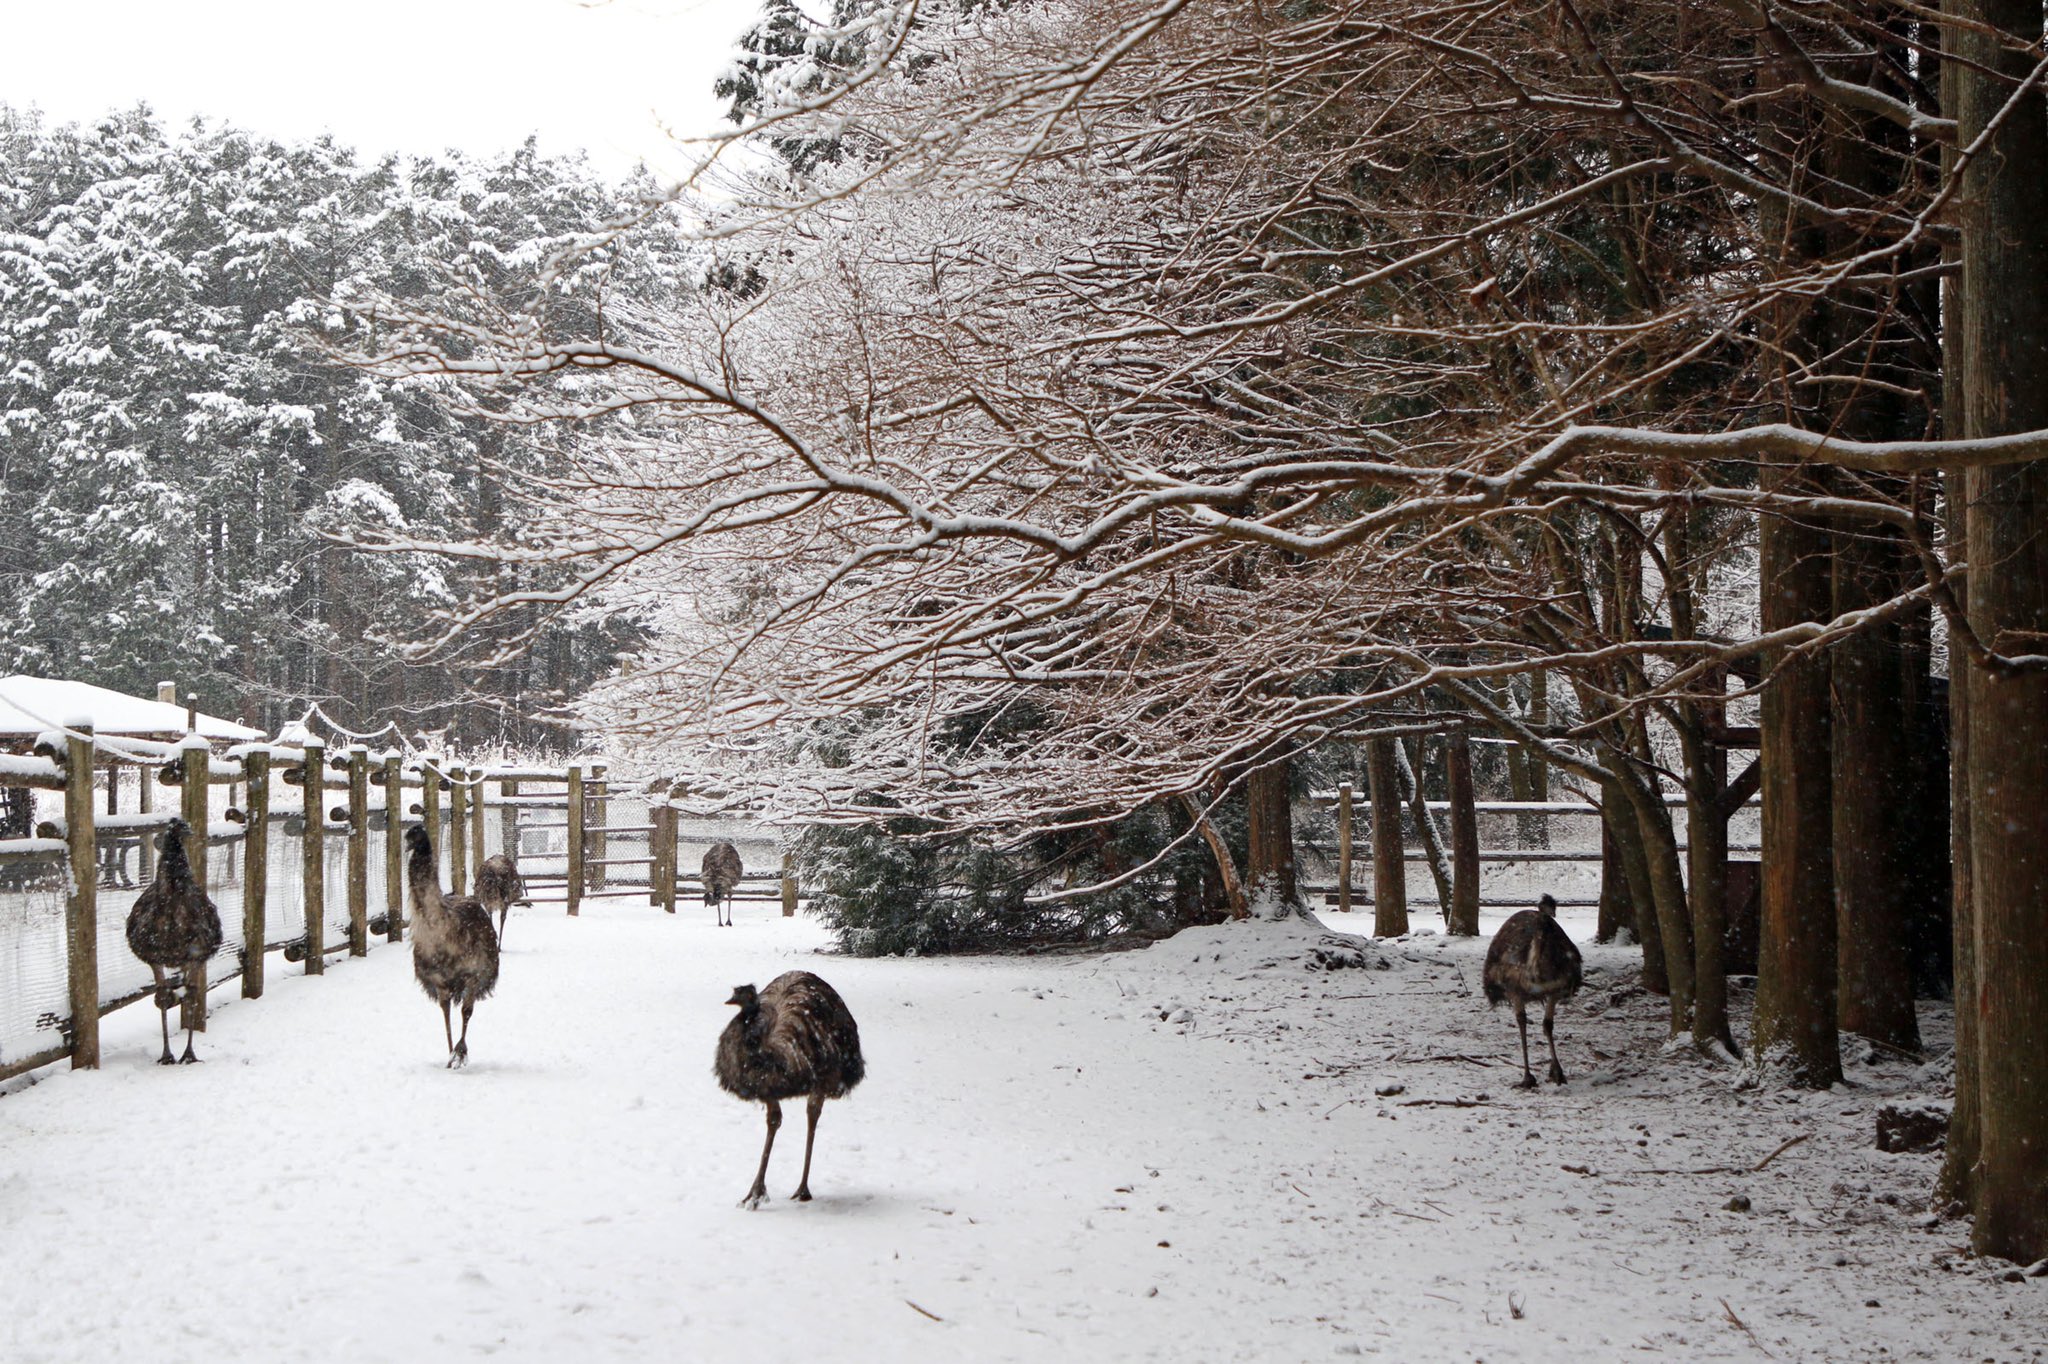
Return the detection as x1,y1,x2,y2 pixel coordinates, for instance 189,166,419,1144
0,899,2034,1363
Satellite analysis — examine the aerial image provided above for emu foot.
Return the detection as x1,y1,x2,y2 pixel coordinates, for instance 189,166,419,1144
179,1042,201,1064
740,1186,767,1211
156,1049,177,1066
1514,1073,1538,1091
1547,1062,1568,1085
791,1186,812,1203
448,1041,469,1070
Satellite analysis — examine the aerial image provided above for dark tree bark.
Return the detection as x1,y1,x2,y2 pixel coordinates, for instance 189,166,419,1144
1752,490,1842,1087
1365,739,1409,936
1596,807,1637,945
1244,757,1300,913
1601,757,1664,993
1832,523,1922,1053
1444,731,1481,937
1951,0,2048,1263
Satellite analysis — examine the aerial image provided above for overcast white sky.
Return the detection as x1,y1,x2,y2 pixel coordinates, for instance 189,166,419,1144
2,0,765,179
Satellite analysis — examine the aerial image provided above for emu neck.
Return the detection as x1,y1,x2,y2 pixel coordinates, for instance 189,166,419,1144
158,831,193,888
408,845,449,923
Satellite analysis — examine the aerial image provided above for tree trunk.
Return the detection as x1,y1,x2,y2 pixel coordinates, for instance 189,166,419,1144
1395,737,1454,917
1751,482,1842,1087
1953,0,2048,1262
1444,731,1481,937
1180,793,1247,921
1602,758,1663,992
1680,710,1734,1056
1244,758,1300,914
1617,759,1695,1039
1832,524,1921,1053
1365,739,1408,937
1597,807,1637,945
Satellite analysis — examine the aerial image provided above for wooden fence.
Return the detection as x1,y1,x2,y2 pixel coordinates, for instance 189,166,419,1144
0,738,796,1082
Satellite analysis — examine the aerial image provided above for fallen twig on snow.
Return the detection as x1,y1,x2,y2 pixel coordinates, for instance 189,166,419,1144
1719,1298,1776,1358
906,1300,944,1323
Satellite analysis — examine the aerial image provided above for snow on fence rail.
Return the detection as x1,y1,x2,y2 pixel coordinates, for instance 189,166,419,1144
0,743,796,1082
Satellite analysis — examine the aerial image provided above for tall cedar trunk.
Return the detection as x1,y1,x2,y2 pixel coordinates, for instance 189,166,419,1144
1832,524,1922,1052
1365,739,1409,936
1752,482,1842,1086
1937,522,1978,1209
1817,40,1925,1054
1603,758,1664,992
1681,716,1734,1055
1932,27,1977,1214
1668,508,1731,1053
1522,671,1550,847
1443,731,1481,937
1618,758,1695,1038
1954,0,2048,1262
1597,806,1638,944
1243,759,1299,913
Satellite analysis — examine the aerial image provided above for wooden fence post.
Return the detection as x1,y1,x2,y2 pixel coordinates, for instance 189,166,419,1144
650,786,675,910
65,725,98,1069
1366,738,1409,936
302,738,325,975
180,739,208,898
469,765,486,881
242,749,269,998
781,852,798,917
588,763,608,892
421,761,442,880
347,748,369,956
137,751,155,883
383,754,404,942
449,765,469,897
500,776,518,867
566,765,584,917
1336,780,1355,913
1446,731,1482,936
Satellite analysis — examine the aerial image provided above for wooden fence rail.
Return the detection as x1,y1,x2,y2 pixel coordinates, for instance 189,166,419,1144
0,738,798,1083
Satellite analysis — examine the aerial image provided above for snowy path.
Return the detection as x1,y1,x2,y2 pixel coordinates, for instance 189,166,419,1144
0,900,2031,1363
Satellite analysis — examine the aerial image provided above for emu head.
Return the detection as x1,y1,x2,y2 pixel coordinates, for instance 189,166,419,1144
1538,893,1558,918
157,818,192,869
404,826,432,859
726,984,758,1011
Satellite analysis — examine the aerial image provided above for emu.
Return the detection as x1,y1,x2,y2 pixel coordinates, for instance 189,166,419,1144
124,818,222,1065
474,853,527,945
1483,893,1583,1088
404,826,500,1068
715,971,864,1208
701,840,743,927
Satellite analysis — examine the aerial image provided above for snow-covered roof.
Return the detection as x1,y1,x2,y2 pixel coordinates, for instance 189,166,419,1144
0,675,263,742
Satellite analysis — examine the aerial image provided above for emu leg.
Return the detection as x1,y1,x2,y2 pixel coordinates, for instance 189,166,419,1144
182,956,207,1033
1513,1002,1537,1089
440,997,455,1065
793,1092,825,1201
742,1099,782,1209
454,998,475,1068
1544,999,1566,1084
151,965,175,1065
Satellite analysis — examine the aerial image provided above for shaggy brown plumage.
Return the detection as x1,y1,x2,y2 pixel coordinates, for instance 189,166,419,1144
406,826,500,1068
473,853,527,944
701,840,743,926
125,818,223,1064
1483,893,1584,1088
715,971,864,1207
